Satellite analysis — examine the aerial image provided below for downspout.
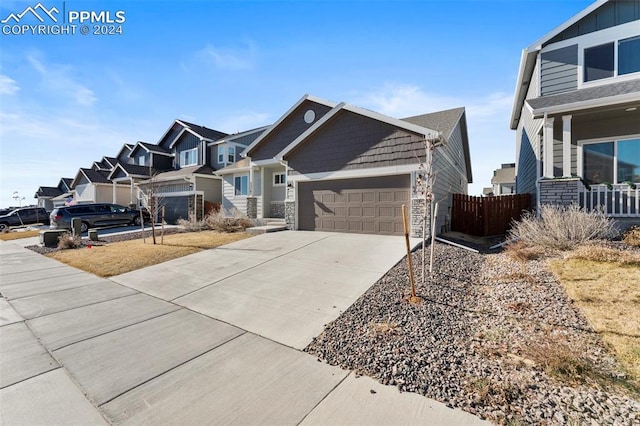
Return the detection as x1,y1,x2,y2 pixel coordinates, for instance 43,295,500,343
536,113,546,217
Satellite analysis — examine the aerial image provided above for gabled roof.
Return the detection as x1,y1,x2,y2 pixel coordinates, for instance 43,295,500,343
510,0,610,129
71,168,111,188
59,178,73,192
34,186,62,198
177,120,227,141
276,101,440,159
107,163,153,180
403,107,472,182
116,143,134,159
92,160,110,170
526,79,640,116
103,157,120,168
244,94,338,157
207,126,270,146
129,141,173,157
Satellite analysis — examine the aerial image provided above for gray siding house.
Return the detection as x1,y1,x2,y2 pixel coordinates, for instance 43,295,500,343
511,0,640,218
219,94,472,237
134,119,230,223
34,178,73,211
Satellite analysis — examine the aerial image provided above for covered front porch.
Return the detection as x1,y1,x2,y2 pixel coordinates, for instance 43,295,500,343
536,103,640,218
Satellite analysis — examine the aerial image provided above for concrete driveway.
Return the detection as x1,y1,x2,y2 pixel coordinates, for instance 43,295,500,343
112,231,415,349
1,233,486,425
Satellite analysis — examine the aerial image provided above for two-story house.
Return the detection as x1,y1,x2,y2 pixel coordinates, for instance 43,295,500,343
511,0,640,219
34,178,73,211
132,119,261,224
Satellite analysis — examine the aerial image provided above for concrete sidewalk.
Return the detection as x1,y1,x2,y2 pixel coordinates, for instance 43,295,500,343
0,234,487,425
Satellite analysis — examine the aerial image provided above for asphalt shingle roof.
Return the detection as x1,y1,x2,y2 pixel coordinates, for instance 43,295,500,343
152,165,216,180
138,142,171,154
35,186,63,197
526,79,640,110
401,107,465,139
179,120,228,141
80,168,111,184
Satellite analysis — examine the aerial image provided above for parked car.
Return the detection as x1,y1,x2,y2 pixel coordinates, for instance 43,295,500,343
50,203,150,233
0,207,49,230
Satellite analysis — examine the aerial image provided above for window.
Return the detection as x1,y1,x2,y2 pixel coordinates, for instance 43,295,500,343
619,36,640,76
234,175,248,196
581,138,640,184
273,173,286,185
584,42,614,82
138,155,146,166
217,146,224,163
228,146,236,163
180,148,198,167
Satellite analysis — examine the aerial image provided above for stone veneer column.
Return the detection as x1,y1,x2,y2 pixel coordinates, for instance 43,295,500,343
410,198,430,239
246,197,257,219
539,178,580,207
284,200,295,230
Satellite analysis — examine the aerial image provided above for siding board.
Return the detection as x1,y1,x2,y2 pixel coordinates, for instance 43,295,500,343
540,45,578,96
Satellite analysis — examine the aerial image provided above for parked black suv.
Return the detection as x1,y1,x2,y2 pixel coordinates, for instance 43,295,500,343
50,203,150,233
0,207,49,230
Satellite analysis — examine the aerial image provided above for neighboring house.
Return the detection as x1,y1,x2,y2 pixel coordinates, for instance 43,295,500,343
511,0,640,217
491,163,516,195
133,119,234,223
34,177,72,211
219,94,472,237
70,168,131,205
483,187,495,197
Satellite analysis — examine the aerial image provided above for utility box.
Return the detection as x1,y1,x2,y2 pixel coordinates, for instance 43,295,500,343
71,218,82,237
40,230,68,248
88,229,99,241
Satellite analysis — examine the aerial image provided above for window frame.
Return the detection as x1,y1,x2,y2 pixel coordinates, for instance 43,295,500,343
234,175,249,196
583,42,614,82
273,173,286,186
228,146,236,163
578,135,640,185
138,155,146,166
179,148,198,167
217,146,225,164
581,34,640,85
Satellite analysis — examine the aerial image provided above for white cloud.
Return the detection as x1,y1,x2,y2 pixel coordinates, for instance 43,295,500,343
195,43,256,71
0,74,19,95
27,55,97,106
214,110,271,133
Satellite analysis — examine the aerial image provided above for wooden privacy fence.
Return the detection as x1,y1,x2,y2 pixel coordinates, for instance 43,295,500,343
451,193,531,237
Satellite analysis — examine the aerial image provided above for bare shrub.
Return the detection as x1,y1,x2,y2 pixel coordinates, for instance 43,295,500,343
623,226,640,248
508,204,616,251
204,209,253,233
57,233,81,250
176,214,207,231
504,240,547,262
524,338,596,384
567,242,640,266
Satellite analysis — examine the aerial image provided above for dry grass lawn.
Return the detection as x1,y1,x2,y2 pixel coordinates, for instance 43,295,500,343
0,230,41,241
47,231,251,277
550,257,640,386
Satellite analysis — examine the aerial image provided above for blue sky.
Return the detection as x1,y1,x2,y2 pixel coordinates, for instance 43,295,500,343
0,0,594,208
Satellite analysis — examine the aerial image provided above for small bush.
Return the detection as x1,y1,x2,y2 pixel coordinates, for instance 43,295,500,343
176,215,207,231
567,242,640,266
504,240,547,262
57,233,81,250
623,226,640,248
508,204,616,251
204,209,253,233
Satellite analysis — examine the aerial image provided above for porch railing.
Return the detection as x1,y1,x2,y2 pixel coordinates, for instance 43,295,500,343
578,182,640,217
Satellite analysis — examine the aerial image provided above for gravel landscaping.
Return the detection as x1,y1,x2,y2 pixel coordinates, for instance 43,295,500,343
305,242,640,425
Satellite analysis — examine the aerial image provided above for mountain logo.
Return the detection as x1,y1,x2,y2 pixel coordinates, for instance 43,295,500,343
1,3,59,24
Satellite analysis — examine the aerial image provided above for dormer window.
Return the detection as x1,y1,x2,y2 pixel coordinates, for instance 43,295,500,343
217,146,224,163
138,155,146,166
228,146,236,163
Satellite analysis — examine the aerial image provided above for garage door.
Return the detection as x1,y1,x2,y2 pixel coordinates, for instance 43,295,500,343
298,175,410,236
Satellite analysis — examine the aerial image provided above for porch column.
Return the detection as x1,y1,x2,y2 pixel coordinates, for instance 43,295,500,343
130,179,135,206
543,116,555,178
112,181,117,204
249,165,254,196
562,115,572,177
